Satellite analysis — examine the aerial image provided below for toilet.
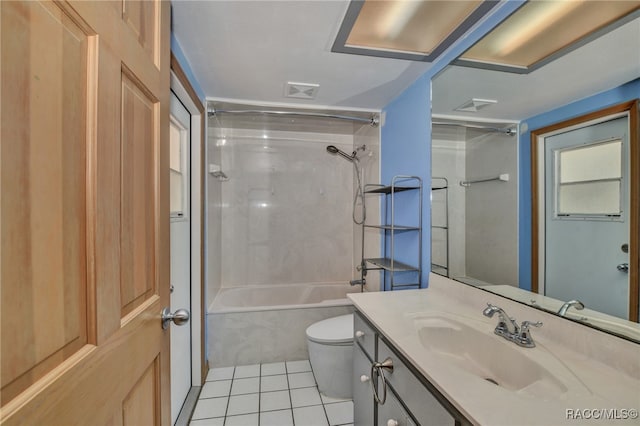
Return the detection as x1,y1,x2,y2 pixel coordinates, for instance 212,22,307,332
306,314,354,399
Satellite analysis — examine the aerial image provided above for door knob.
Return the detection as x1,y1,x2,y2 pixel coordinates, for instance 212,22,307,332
161,307,190,329
617,263,629,273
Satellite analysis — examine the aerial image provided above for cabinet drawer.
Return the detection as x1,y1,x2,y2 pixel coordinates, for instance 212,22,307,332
378,339,455,426
354,312,376,359
378,387,416,426
353,344,375,426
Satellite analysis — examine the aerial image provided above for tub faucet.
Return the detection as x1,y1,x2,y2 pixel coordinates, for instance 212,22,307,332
557,299,585,316
349,278,366,286
482,303,543,348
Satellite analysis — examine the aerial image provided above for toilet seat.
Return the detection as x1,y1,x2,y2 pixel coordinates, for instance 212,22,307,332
306,314,353,345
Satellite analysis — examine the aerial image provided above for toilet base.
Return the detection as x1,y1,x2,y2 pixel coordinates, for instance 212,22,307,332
307,340,353,399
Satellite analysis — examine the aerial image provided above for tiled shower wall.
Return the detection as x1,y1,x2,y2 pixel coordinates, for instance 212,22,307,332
207,125,224,307
431,125,466,279
431,125,517,286
206,123,380,295
354,123,380,293
465,129,517,286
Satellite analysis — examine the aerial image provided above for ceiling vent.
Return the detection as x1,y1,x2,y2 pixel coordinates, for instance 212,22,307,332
454,98,497,112
285,82,319,99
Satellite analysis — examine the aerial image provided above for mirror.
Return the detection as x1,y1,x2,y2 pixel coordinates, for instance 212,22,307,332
431,10,640,342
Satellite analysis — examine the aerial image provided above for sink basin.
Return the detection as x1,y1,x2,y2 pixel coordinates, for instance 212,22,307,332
413,315,569,399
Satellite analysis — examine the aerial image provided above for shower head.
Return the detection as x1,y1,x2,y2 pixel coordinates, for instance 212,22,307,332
326,145,357,163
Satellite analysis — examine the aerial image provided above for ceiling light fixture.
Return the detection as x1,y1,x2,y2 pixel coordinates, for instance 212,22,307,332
332,0,498,62
493,1,581,57
456,1,640,73
376,1,422,39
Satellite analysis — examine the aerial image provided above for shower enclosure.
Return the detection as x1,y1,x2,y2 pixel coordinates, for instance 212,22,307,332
205,103,381,365
431,120,518,287
205,103,380,366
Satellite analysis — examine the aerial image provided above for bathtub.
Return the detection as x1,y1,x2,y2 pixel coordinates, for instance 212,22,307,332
207,283,359,367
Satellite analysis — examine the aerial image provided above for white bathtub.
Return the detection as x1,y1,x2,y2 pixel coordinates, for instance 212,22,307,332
210,283,360,313
208,283,358,367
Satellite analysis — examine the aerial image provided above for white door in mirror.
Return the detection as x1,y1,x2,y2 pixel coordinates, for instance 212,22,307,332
544,116,630,320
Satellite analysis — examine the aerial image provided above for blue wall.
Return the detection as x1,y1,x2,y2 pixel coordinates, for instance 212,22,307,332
380,1,524,288
518,78,640,290
171,34,206,103
380,76,431,289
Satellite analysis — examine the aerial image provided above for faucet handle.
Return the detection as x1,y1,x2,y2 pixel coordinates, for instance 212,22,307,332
520,320,542,331
517,321,542,348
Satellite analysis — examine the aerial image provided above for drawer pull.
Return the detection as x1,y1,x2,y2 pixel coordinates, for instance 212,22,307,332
387,420,399,426
360,375,370,383
371,357,394,404
355,330,365,338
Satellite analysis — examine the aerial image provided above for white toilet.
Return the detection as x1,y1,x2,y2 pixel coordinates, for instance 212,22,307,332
306,314,354,399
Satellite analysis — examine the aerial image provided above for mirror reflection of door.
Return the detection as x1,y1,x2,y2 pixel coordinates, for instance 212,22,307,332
544,117,629,319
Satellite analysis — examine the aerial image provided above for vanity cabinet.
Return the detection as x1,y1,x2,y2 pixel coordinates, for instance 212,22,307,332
354,312,376,424
354,341,375,425
378,340,455,426
377,386,416,426
354,311,465,426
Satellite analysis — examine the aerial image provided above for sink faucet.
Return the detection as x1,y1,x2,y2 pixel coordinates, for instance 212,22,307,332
483,303,520,335
557,299,584,316
483,303,543,348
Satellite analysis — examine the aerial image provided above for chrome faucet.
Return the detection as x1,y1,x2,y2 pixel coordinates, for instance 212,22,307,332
351,261,367,290
557,299,584,316
349,278,366,286
483,303,542,348
483,303,520,335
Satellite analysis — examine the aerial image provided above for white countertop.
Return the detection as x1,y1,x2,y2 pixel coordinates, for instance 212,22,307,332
349,277,640,426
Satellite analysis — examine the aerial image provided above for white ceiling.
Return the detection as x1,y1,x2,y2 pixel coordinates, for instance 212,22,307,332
172,1,639,117
171,0,433,111
432,16,640,122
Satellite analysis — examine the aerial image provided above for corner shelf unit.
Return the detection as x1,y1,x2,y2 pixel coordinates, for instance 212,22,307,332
431,177,449,277
361,175,422,291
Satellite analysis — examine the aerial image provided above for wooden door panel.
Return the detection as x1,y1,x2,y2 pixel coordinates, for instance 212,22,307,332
1,0,170,424
120,73,157,317
1,0,90,404
123,358,160,426
122,0,158,66
1,298,165,425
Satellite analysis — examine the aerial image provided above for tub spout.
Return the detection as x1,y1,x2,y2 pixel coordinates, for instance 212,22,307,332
349,278,365,286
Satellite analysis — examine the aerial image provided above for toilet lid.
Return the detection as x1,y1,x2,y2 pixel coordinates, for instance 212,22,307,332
306,314,353,344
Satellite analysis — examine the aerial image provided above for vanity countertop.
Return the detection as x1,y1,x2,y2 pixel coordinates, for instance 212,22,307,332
348,275,640,425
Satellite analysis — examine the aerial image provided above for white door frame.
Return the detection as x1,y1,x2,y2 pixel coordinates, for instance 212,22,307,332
535,110,629,296
170,70,205,386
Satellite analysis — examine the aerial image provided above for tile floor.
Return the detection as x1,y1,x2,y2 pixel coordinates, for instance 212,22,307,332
189,360,353,426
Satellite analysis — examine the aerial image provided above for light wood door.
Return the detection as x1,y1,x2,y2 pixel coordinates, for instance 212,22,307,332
1,1,171,424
